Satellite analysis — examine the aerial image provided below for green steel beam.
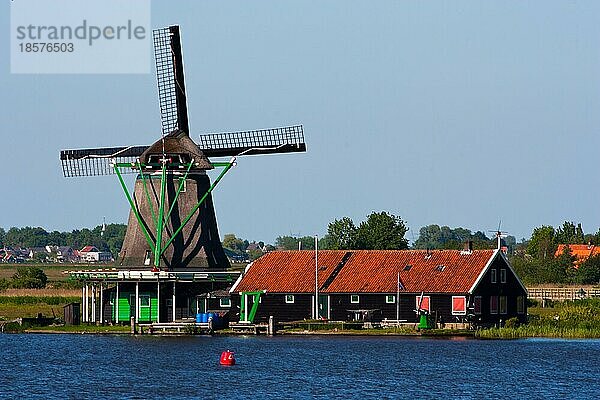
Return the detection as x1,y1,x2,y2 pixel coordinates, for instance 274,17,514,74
153,160,168,268
240,291,264,323
137,163,158,227
114,165,155,253
159,160,235,257
164,160,194,224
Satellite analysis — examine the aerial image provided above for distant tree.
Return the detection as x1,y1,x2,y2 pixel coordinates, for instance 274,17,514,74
527,225,556,259
577,255,600,284
223,234,246,254
11,267,47,289
355,211,409,250
248,249,263,261
0,227,5,247
323,217,357,250
555,221,585,244
413,225,492,250
275,235,315,250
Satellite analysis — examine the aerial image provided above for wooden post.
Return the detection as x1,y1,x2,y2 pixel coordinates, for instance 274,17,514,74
130,316,135,334
135,281,139,324
115,281,120,324
99,283,104,325
172,282,176,322
81,285,86,323
92,284,96,323
157,281,160,323
268,315,274,336
84,284,89,323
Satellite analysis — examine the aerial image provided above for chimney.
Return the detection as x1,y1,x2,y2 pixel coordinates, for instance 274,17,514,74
462,240,473,254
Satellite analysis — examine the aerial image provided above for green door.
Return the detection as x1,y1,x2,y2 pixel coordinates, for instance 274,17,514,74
318,295,329,319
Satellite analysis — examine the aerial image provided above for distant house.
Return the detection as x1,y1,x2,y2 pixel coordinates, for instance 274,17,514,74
555,244,600,267
231,248,527,327
79,246,113,263
46,246,78,263
28,247,49,261
223,248,248,264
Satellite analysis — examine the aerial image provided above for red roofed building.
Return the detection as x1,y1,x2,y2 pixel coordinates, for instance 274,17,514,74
555,244,600,266
231,249,527,326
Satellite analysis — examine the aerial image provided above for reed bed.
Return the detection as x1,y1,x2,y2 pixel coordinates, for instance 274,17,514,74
0,288,81,297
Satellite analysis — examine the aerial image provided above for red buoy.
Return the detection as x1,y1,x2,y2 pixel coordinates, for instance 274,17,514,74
220,350,235,366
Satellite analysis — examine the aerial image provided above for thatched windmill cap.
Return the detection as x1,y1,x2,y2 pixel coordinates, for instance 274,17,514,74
140,129,213,170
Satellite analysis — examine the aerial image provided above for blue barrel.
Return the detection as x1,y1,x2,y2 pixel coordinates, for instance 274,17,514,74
195,313,202,323
201,313,209,323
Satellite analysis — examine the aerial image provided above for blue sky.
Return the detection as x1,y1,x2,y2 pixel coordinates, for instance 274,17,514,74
2,1,599,244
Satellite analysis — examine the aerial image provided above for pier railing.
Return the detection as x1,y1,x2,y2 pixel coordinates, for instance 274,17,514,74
527,287,600,302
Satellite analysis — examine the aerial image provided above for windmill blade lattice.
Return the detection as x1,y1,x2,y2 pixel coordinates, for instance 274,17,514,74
60,145,148,177
153,25,189,136
198,125,306,157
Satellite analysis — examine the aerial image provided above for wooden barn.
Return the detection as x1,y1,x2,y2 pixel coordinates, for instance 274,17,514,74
231,247,527,327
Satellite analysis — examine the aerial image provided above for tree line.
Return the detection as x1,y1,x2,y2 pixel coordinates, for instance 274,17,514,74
3,217,600,285
0,224,127,257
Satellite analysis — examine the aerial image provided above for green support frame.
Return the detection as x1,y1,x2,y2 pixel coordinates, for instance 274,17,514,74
240,291,264,323
113,157,236,270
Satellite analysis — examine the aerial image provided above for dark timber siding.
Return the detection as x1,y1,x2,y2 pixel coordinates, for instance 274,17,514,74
471,255,528,325
231,293,313,323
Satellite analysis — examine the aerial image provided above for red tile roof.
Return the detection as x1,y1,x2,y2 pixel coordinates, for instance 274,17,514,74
234,249,497,294
555,244,600,262
80,246,98,253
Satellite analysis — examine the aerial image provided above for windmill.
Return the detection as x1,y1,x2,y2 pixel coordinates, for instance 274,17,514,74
60,25,306,271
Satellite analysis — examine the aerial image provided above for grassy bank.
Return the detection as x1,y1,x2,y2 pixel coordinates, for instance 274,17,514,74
477,298,600,339
0,288,80,320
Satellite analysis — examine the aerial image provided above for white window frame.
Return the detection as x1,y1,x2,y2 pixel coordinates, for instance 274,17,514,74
491,269,497,284
219,298,231,308
140,295,151,308
385,295,395,304
284,294,295,304
499,296,507,315
490,296,498,314
451,296,467,315
517,296,525,314
500,269,507,283
350,294,360,304
474,296,482,315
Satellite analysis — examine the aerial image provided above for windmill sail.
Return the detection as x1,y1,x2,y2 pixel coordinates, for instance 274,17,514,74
198,125,306,157
60,145,148,177
153,25,189,135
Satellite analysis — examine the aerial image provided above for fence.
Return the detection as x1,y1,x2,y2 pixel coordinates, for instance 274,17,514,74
527,287,600,302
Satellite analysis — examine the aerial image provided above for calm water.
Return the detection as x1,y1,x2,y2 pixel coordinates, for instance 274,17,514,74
0,334,599,399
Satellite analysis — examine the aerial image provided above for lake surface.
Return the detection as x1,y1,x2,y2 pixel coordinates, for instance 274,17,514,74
0,334,599,399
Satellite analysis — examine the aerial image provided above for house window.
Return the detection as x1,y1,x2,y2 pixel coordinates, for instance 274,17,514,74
285,294,295,304
490,296,498,314
350,295,360,304
474,296,482,315
517,296,525,314
435,265,446,272
500,269,507,283
140,295,150,308
416,295,430,312
386,295,395,304
499,296,507,315
491,269,497,284
452,296,466,315
403,265,412,271
220,298,231,307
